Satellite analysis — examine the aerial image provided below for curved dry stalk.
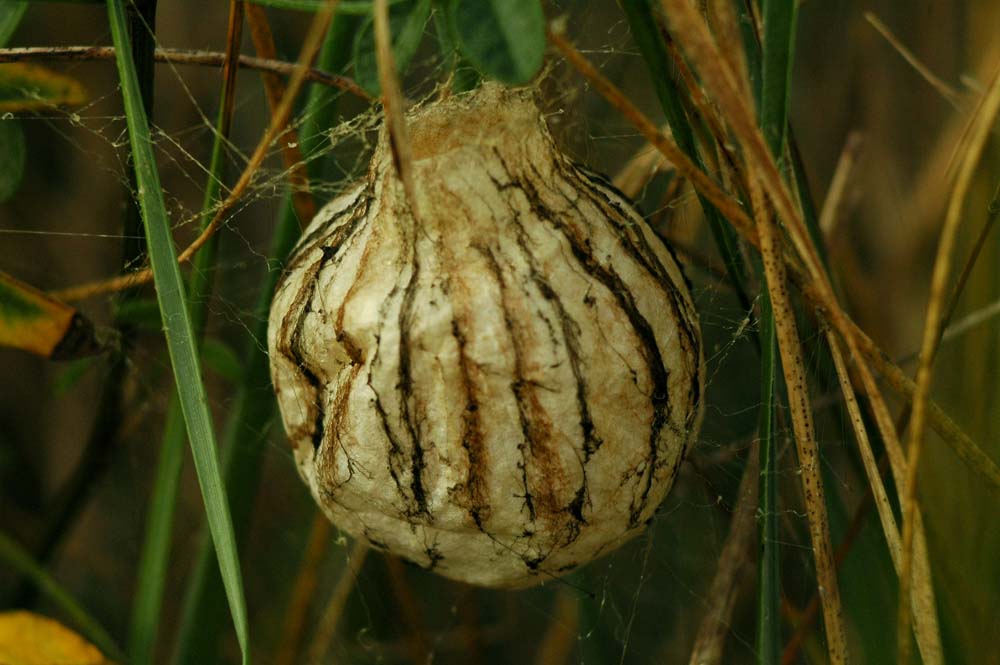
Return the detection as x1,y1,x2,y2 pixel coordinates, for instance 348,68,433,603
50,1,341,302
897,63,1000,665
864,13,962,107
0,46,370,101
749,176,848,663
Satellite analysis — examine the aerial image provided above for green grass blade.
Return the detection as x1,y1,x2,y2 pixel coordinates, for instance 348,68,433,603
104,1,249,662
756,292,781,665
760,0,797,158
0,531,125,662
620,0,754,319
172,13,359,663
128,400,186,665
128,43,238,664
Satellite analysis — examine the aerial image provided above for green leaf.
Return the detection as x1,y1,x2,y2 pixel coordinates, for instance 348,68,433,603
447,0,544,85
352,0,431,95
432,3,479,92
0,1,27,46
760,0,798,158
0,63,87,112
0,117,24,201
104,1,249,663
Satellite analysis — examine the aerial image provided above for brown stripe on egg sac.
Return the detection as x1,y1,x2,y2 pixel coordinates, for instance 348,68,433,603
268,83,705,588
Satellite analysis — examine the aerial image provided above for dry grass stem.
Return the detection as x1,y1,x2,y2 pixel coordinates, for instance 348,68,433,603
685,445,758,665
826,332,943,664
0,46,371,101
305,539,370,664
245,3,318,227
820,132,863,239
897,63,1000,665
374,0,421,221
549,19,996,496
864,12,962,107
748,175,848,663
50,0,341,302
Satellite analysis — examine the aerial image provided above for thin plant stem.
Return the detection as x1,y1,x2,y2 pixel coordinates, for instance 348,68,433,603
0,45,370,100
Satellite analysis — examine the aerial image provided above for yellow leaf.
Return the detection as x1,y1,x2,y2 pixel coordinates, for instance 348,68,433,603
0,611,109,665
0,271,100,360
0,64,87,113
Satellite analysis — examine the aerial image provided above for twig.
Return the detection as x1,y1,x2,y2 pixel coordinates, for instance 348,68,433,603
0,45,370,100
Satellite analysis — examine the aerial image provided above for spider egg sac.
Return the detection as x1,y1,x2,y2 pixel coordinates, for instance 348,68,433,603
268,83,705,588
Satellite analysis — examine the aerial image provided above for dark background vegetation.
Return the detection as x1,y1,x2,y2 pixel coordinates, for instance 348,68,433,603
1,1,998,663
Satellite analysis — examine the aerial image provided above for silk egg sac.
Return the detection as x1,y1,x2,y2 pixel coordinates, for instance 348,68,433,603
268,83,704,588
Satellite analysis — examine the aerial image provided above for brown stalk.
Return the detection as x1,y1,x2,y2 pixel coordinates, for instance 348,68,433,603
897,63,1000,665
275,513,332,665
685,444,758,665
0,46,370,101
50,0,342,302
749,174,848,663
245,3,318,227
373,0,421,222
547,25,997,497
305,538,371,664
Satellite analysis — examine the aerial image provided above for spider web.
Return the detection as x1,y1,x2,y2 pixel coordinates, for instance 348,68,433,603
0,3,881,664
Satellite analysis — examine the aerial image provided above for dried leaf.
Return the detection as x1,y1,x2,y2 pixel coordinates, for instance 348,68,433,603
0,270,100,360
0,611,110,665
0,63,87,112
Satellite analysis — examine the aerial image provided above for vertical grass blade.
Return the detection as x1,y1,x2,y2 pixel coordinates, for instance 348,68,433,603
127,4,243,663
172,11,357,663
756,292,781,665
0,531,125,662
104,1,249,662
759,0,797,158
620,0,754,318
